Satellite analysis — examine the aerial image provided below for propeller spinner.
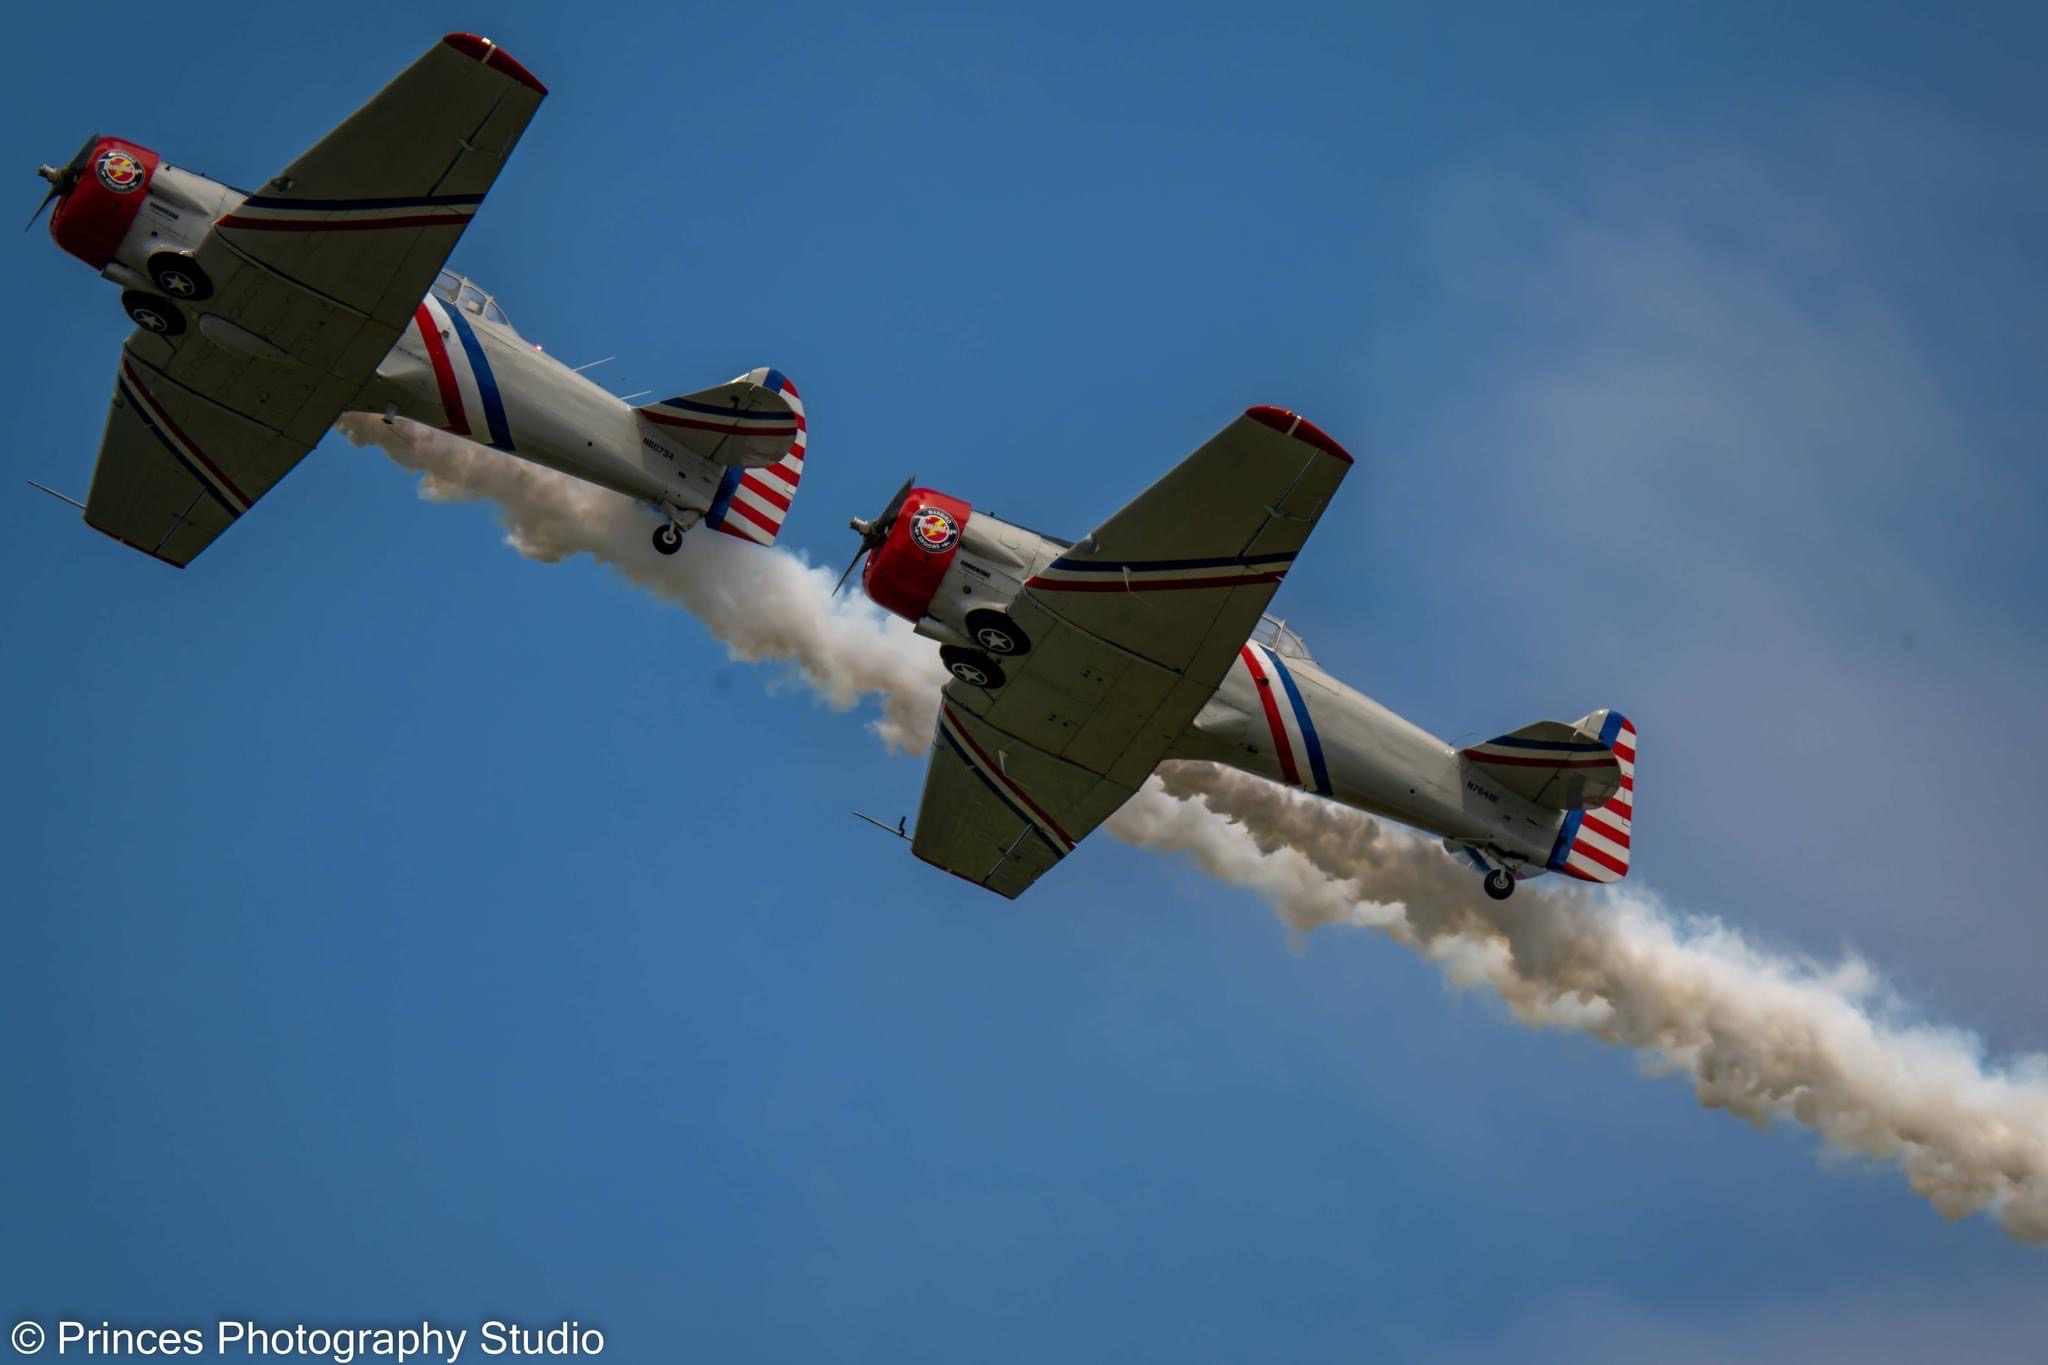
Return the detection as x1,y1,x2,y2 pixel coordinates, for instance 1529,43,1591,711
833,475,916,595
27,134,98,232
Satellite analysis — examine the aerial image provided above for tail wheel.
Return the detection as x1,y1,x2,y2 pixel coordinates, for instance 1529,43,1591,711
147,252,213,302
652,522,683,556
122,290,184,337
1483,868,1515,901
965,608,1030,657
940,646,1006,690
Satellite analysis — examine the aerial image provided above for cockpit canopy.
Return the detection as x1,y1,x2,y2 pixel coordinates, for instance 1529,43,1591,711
430,270,515,333
1252,615,1315,662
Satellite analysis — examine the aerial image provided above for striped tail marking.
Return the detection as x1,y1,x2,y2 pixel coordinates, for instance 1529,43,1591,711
707,371,805,547
1548,713,1635,883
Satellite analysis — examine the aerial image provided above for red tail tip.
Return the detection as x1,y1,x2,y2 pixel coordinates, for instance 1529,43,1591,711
1245,405,1353,465
442,33,548,95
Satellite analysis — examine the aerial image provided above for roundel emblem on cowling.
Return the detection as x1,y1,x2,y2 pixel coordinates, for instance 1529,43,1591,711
909,506,960,554
95,148,144,193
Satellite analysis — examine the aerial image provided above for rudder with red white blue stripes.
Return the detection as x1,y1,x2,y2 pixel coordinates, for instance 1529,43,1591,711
1547,711,1635,883
701,370,805,547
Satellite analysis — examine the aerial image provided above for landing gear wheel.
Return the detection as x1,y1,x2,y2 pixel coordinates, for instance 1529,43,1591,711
940,646,1006,690
1483,868,1515,901
147,252,213,302
122,290,184,337
965,608,1030,657
652,522,683,556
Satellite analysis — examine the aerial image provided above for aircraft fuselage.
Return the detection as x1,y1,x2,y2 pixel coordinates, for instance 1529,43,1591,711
857,490,1578,878
362,290,736,524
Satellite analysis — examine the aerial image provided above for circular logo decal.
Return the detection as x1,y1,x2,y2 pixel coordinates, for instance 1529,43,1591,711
95,148,144,193
909,506,960,554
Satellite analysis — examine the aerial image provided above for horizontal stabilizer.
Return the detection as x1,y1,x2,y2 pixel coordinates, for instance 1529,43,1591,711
1460,718,1622,811
635,367,799,468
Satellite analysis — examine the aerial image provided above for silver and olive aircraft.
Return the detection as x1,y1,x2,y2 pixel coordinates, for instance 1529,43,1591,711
838,408,1635,901
31,33,804,567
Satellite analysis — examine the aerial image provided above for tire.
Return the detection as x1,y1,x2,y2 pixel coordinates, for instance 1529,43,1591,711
122,290,184,337
652,522,683,555
147,252,213,302
940,646,1006,690
965,608,1030,657
1483,868,1515,901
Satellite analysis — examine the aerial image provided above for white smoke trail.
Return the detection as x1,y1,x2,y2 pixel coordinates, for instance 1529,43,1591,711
1115,767,2048,1243
341,416,2048,1246
337,415,943,752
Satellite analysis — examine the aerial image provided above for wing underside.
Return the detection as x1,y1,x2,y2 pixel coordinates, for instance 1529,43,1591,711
83,347,317,566
80,34,544,566
909,406,1354,896
911,704,1138,900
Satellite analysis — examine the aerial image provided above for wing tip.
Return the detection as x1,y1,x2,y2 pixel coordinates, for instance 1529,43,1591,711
87,520,188,569
913,849,1022,899
1245,405,1353,465
442,33,549,96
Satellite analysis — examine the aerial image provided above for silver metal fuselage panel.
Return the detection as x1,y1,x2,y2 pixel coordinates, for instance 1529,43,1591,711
1178,648,1571,868
367,299,729,518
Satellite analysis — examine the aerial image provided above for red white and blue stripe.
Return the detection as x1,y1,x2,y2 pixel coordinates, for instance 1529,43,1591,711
1461,732,1614,773
1026,549,1295,593
705,370,806,547
936,704,1076,861
1238,641,1333,796
217,191,482,233
1547,712,1635,883
637,371,801,445
117,359,251,517
413,295,514,451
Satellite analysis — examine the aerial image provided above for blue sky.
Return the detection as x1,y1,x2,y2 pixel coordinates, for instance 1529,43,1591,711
4,2,2045,1360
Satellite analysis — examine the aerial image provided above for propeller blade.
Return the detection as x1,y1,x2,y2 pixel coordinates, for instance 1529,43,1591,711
832,545,867,596
24,183,59,233
832,475,917,597
28,137,94,234
875,475,915,534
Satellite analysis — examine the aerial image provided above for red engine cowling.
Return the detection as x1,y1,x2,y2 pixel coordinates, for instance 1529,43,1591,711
48,136,159,270
862,489,973,623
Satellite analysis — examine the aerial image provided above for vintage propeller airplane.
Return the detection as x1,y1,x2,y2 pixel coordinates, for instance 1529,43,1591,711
839,408,1635,901
30,33,805,568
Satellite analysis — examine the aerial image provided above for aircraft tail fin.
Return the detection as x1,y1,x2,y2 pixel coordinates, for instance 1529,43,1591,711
644,370,806,547
1543,710,1636,883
